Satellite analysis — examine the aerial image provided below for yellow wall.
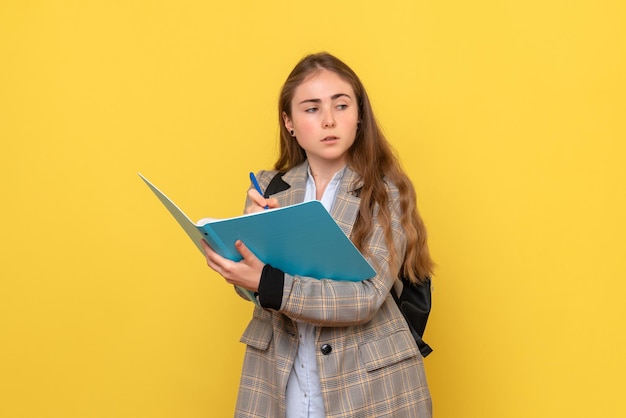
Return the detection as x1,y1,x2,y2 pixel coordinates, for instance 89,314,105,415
1,1,624,417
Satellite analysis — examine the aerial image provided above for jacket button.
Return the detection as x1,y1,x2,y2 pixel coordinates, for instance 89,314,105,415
320,344,332,355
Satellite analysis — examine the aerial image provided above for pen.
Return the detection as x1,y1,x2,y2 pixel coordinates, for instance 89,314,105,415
249,172,270,209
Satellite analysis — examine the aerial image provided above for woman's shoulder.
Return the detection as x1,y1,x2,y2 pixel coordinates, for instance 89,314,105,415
382,176,403,199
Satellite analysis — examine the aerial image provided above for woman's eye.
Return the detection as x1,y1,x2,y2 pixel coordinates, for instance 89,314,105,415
305,107,318,113
337,104,348,110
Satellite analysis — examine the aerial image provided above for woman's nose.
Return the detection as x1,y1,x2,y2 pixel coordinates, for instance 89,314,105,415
322,111,336,128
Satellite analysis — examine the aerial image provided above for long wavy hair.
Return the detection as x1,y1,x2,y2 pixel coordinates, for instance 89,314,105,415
275,52,433,283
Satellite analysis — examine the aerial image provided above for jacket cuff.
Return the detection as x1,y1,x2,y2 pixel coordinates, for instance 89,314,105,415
258,264,284,310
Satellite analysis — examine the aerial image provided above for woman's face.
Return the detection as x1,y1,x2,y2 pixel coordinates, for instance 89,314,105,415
283,69,359,171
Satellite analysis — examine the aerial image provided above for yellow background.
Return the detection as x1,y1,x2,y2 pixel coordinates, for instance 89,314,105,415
1,1,624,417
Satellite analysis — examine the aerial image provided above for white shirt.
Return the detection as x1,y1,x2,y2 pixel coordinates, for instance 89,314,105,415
285,166,345,418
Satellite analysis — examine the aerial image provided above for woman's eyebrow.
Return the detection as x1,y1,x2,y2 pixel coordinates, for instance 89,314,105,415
298,93,352,105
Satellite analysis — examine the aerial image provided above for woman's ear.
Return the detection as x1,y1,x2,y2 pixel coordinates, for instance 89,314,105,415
282,111,293,132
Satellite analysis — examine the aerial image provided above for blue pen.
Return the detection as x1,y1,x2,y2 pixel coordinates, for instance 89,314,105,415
249,172,270,209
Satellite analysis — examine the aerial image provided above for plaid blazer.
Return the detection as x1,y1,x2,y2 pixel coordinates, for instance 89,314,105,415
235,163,431,418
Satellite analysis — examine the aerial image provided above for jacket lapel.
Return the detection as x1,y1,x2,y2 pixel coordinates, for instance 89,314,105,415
271,163,308,207
330,166,362,239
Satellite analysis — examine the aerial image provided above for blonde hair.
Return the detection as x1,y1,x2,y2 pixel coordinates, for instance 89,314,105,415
275,52,433,283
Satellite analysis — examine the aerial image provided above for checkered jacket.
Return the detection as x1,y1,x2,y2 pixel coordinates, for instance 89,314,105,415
234,162,431,418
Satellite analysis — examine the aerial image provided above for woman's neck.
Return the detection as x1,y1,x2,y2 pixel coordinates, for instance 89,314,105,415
308,160,346,200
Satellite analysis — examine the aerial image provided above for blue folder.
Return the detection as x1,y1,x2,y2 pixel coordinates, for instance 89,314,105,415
139,174,376,303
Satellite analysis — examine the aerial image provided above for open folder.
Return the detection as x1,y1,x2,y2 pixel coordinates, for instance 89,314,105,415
139,174,376,304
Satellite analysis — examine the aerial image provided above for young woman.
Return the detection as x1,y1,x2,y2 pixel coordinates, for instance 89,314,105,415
201,52,434,418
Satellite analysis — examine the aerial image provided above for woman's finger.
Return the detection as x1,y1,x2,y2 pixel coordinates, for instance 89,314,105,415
246,189,268,212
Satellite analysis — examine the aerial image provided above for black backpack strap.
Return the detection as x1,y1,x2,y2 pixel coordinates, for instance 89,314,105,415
393,278,433,358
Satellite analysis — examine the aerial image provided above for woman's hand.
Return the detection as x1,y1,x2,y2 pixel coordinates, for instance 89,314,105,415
245,189,280,214
200,239,265,292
